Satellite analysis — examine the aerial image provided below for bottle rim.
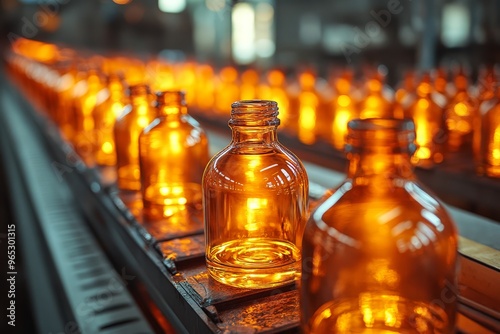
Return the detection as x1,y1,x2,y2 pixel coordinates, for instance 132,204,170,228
156,90,186,107
346,118,416,154
229,99,280,127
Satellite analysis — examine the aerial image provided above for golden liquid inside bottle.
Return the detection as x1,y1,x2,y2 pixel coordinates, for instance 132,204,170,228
205,148,308,289
207,238,300,288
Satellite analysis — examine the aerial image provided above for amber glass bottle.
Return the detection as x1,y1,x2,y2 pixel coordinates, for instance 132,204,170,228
330,70,358,151
407,73,445,167
476,85,500,178
301,118,458,334
445,67,475,151
214,66,240,115
359,72,393,119
93,73,127,166
139,91,210,221
114,84,156,192
473,66,498,174
72,68,104,159
203,100,309,289
297,69,320,145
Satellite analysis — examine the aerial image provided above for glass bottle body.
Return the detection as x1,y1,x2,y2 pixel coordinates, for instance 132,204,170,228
114,85,156,192
139,91,210,221
407,75,445,167
301,118,458,334
203,100,309,289
297,70,320,145
72,69,104,160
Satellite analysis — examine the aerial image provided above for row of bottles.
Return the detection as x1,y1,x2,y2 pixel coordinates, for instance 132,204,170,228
7,38,500,178
6,38,460,333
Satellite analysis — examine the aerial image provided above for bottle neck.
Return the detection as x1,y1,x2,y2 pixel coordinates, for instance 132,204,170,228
347,151,414,181
345,118,416,182
229,100,280,145
231,126,278,144
156,91,187,118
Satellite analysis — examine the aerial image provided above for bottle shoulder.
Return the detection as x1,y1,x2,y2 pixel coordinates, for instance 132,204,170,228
204,144,309,190
308,180,457,241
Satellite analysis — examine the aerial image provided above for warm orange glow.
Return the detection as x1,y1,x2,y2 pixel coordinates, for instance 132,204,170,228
302,118,458,334
214,66,240,115
332,109,351,144
407,74,445,167
114,84,156,192
442,66,475,151
139,91,209,221
298,70,319,144
476,94,500,177
204,100,309,289
93,74,127,166
54,69,79,141
359,74,392,119
194,64,215,111
268,69,285,86
113,0,132,5
147,60,175,92
260,69,291,127
71,70,105,162
298,92,318,145
240,68,260,100
175,62,197,105
329,72,358,150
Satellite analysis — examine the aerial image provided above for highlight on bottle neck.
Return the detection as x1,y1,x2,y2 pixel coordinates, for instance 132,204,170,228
229,100,280,127
345,118,417,154
155,90,186,114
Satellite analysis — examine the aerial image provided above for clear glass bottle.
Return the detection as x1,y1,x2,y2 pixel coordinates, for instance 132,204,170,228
203,100,309,289
301,118,458,334
93,73,127,166
114,84,156,192
139,91,210,221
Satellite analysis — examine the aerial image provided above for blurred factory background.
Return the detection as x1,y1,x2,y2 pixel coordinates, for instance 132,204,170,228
1,0,499,84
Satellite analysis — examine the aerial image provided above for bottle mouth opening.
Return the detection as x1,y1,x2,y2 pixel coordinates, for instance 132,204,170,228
345,118,416,153
229,100,280,127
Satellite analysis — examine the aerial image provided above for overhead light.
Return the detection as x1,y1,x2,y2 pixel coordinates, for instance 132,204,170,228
158,0,186,13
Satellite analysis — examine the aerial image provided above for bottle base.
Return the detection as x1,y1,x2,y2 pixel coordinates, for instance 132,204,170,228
306,293,450,334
